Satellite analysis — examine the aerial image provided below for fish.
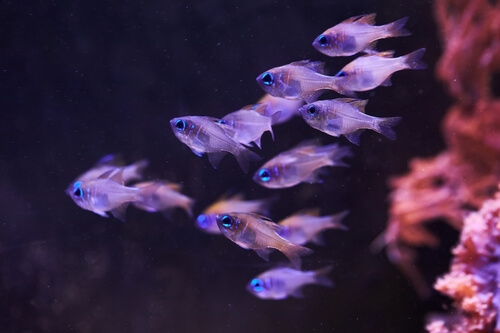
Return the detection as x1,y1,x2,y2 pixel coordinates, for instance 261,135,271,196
253,94,304,125
73,154,148,184
253,140,351,188
170,116,261,173
333,48,427,96
247,266,333,300
217,105,280,149
278,209,349,246
196,193,273,234
313,14,411,57
215,212,313,269
66,168,160,221
132,180,195,217
256,60,341,103
298,98,402,145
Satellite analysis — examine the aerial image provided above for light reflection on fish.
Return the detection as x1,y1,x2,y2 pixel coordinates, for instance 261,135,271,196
170,116,261,173
247,266,333,300
313,14,410,57
299,98,402,145
215,212,313,269
253,140,351,189
132,180,194,217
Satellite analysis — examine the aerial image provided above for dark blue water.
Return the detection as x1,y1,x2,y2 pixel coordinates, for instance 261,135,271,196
1,1,452,332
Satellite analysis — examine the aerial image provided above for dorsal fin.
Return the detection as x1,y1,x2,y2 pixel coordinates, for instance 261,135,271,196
336,98,369,113
373,50,395,58
290,60,326,74
97,168,124,184
342,13,376,25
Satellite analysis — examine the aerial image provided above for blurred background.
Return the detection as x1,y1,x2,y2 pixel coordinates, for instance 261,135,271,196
1,1,453,332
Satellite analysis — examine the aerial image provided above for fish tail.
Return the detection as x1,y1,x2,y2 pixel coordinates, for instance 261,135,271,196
374,116,402,140
325,210,349,231
128,159,149,182
313,266,334,288
136,181,163,210
283,243,314,269
403,48,427,70
323,143,352,167
234,147,261,173
385,17,411,38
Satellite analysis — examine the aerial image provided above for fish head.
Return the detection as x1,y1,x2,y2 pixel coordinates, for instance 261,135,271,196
66,180,94,212
195,213,220,234
246,277,270,299
215,213,247,240
170,117,198,143
253,165,283,188
256,68,289,98
298,102,328,126
313,31,356,57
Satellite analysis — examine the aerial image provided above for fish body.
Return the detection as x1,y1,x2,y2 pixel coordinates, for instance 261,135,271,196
278,209,349,245
256,60,339,103
313,14,410,57
74,154,148,184
254,94,304,125
66,168,159,221
170,116,260,172
299,98,402,145
333,48,426,95
215,212,313,268
253,141,351,188
247,266,333,300
196,193,272,234
132,180,194,217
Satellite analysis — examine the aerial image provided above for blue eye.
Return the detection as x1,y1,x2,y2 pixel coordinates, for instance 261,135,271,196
197,215,209,228
175,119,186,131
218,119,226,125
307,105,318,116
336,71,348,77
250,278,264,292
261,72,274,86
317,35,328,46
72,181,83,198
220,215,233,228
258,169,271,182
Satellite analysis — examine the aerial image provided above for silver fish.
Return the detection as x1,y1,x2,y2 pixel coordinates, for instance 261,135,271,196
247,266,333,300
196,193,273,234
313,14,410,57
278,209,348,246
218,106,280,149
170,116,261,173
299,98,402,145
215,212,313,269
74,154,148,184
333,49,426,96
66,168,159,221
253,141,351,189
132,180,194,217
254,94,304,125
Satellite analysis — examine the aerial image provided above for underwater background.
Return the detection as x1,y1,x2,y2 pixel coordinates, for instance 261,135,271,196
1,0,452,332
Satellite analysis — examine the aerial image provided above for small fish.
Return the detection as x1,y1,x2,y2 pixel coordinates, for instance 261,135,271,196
196,193,273,234
74,154,148,184
253,140,351,188
66,168,160,221
253,94,304,125
333,48,426,96
215,212,313,269
278,209,349,246
170,116,261,173
217,105,280,149
256,60,339,103
132,180,195,217
299,98,402,145
313,14,411,57
247,266,333,300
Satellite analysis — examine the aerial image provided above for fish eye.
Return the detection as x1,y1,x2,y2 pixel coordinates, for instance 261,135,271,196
196,215,209,228
336,71,348,77
218,119,226,125
72,181,83,198
175,119,186,131
220,215,233,228
250,278,264,292
317,35,328,46
261,72,274,86
258,169,271,182
307,105,318,116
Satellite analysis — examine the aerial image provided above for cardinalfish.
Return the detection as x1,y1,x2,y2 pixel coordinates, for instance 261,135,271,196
217,104,280,149
254,94,304,125
247,266,333,300
170,116,261,173
73,154,148,184
132,180,194,217
66,168,160,221
299,98,402,145
196,193,273,234
253,140,351,189
313,14,410,57
278,209,349,246
215,212,313,269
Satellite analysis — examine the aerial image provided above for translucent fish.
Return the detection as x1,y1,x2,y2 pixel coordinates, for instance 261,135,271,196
333,48,426,96
217,105,280,149
253,140,352,189
299,98,402,145
278,209,349,246
313,14,411,57
73,154,148,184
196,193,273,234
247,266,333,300
215,212,313,269
253,94,304,125
132,180,195,217
170,116,261,173
66,168,160,221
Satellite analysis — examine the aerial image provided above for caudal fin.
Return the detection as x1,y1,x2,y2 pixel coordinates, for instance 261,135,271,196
374,116,402,140
403,48,427,70
283,243,314,269
313,266,334,288
385,17,411,38
326,210,349,231
322,143,352,167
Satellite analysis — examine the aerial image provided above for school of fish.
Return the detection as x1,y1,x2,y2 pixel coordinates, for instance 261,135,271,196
66,13,425,300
